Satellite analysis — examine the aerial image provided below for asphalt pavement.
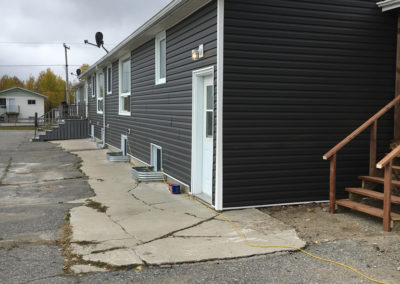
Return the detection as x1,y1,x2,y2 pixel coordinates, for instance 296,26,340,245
0,131,398,284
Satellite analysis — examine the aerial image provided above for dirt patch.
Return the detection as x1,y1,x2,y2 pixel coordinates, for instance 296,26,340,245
260,202,400,244
85,199,108,213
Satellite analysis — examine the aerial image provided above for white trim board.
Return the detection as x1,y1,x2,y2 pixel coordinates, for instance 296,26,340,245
223,200,330,211
215,0,224,211
191,65,214,202
155,31,167,85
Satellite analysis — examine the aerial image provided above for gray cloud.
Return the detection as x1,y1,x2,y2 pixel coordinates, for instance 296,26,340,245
0,0,170,81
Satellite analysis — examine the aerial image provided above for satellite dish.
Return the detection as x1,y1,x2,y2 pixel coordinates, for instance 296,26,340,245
95,32,104,48
76,69,81,76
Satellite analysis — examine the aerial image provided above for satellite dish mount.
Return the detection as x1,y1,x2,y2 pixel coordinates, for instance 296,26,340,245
84,32,109,53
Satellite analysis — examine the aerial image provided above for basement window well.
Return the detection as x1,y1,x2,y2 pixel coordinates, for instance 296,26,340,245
151,144,162,172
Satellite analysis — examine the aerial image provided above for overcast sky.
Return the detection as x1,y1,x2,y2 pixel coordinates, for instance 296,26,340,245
0,0,171,83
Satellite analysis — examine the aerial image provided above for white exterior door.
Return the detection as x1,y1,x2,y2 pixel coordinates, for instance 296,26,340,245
191,66,214,204
8,98,16,112
201,76,214,199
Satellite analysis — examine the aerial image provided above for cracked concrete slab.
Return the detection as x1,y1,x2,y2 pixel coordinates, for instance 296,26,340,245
117,209,216,243
56,139,306,268
81,248,143,267
135,234,302,265
70,238,138,256
70,206,133,243
70,264,105,274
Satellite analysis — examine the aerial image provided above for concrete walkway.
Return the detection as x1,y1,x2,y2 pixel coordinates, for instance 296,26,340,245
53,139,305,272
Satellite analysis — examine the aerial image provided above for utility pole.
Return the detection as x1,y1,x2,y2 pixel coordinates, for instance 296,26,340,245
63,43,70,104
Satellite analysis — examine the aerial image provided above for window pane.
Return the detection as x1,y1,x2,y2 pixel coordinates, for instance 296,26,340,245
92,76,96,97
159,38,166,79
122,59,130,93
98,73,104,98
98,99,103,112
206,111,213,138
123,95,131,112
107,67,112,93
206,85,213,110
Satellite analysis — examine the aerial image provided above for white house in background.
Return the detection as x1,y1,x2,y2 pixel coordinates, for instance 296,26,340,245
0,87,47,122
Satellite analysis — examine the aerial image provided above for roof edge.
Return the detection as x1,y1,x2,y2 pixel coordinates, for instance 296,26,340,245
377,0,400,12
0,87,48,99
79,0,211,79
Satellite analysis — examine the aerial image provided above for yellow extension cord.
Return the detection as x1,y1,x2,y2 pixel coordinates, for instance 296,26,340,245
125,133,388,284
189,196,390,284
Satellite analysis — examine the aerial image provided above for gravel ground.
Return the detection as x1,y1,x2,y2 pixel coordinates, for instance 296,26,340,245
1,131,399,284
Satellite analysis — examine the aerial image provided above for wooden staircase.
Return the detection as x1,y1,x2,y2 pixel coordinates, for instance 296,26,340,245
323,96,400,232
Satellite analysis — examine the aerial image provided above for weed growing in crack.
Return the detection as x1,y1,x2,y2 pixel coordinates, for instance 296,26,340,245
85,199,108,213
64,212,71,222
57,224,74,273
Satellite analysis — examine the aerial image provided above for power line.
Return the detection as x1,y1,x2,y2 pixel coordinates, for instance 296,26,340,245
0,42,117,45
0,64,81,67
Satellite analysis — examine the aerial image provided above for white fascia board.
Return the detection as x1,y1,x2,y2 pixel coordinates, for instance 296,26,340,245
377,0,400,12
79,0,212,80
215,0,224,211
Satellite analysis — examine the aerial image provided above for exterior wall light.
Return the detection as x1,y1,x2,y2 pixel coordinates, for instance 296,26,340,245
192,44,204,60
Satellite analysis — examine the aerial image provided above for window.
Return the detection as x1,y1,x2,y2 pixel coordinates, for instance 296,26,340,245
91,75,96,98
28,99,36,105
205,85,213,138
155,31,166,85
97,72,104,113
106,65,112,95
119,55,131,115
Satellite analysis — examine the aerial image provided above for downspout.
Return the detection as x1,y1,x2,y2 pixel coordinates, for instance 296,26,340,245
103,78,106,148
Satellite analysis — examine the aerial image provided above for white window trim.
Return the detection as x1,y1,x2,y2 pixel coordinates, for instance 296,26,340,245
119,54,131,116
106,65,112,95
150,143,163,171
91,75,96,98
155,31,166,85
97,71,104,114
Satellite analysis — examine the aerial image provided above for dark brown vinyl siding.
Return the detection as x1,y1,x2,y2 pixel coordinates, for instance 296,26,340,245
103,1,218,186
223,0,396,207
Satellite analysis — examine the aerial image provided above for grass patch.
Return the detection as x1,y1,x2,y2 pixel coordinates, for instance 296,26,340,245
0,126,35,130
86,199,108,213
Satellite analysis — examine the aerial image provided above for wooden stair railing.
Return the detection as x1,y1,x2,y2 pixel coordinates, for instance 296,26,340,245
323,95,400,231
376,145,400,231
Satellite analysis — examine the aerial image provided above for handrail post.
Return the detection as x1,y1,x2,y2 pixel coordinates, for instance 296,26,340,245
369,120,377,176
329,154,337,214
383,161,392,232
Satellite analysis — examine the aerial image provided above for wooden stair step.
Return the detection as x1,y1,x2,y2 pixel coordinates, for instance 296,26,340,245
345,188,400,205
358,175,400,187
336,200,400,220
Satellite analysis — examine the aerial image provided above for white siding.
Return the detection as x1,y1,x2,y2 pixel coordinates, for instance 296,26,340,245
0,90,45,120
